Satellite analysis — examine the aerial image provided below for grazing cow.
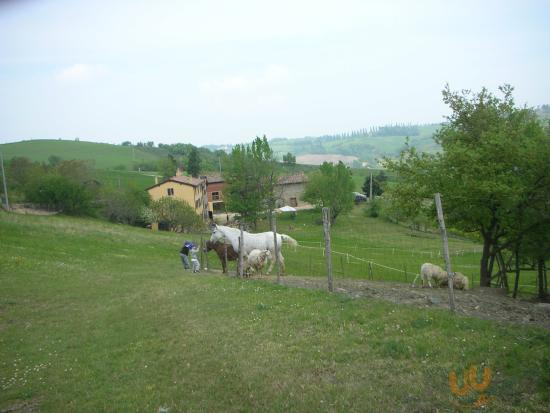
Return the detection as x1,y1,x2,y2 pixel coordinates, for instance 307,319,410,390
439,272,469,290
245,249,272,276
205,240,239,274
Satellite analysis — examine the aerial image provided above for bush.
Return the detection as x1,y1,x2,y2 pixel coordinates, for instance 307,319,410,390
100,186,150,225
366,199,380,217
24,175,94,215
113,164,127,171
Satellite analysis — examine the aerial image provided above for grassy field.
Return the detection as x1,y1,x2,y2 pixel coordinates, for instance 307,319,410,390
1,211,549,412
0,140,166,170
241,207,539,295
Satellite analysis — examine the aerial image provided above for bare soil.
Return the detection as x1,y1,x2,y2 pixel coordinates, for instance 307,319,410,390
261,275,550,329
10,204,58,216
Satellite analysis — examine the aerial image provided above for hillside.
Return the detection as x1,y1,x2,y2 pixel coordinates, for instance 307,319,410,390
1,210,549,412
0,139,166,170
269,124,441,166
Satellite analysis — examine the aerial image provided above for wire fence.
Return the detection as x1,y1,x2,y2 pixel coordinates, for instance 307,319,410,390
194,232,539,295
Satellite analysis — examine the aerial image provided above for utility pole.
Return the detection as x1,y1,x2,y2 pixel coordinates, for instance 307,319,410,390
369,172,373,201
0,151,10,210
435,193,456,312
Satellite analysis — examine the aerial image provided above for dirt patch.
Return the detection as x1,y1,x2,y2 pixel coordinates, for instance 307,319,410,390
296,154,358,166
261,275,550,329
9,204,58,216
0,398,41,413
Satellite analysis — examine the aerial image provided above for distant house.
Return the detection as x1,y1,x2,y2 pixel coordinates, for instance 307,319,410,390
275,173,310,208
201,174,225,214
146,172,208,221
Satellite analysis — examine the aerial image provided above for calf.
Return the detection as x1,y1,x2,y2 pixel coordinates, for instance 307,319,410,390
245,249,272,276
205,240,239,274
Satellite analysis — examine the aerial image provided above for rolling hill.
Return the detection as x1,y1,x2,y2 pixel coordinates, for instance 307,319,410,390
268,124,441,166
0,139,166,170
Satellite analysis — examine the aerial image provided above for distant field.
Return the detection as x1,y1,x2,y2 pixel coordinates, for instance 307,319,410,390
1,211,549,412
270,124,441,165
0,139,166,170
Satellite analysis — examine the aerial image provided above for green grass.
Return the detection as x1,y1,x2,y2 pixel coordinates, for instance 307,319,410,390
94,169,158,190
1,211,549,412
0,139,166,170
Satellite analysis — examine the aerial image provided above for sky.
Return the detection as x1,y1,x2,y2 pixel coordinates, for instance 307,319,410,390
0,0,549,146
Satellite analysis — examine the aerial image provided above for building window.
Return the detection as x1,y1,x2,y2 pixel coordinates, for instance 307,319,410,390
212,191,220,201
167,188,174,196
290,197,297,207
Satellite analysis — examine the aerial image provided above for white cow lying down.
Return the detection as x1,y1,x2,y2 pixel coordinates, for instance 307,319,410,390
412,263,469,290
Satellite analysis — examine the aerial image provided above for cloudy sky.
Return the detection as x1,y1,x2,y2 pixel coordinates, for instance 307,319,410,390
1,0,549,146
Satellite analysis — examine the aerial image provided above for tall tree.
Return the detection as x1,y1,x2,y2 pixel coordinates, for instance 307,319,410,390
303,161,354,223
386,85,550,287
187,147,201,177
362,170,387,197
158,155,177,179
224,136,277,225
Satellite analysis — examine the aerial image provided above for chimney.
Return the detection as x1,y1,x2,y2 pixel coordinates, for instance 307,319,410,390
176,167,183,177
155,176,159,185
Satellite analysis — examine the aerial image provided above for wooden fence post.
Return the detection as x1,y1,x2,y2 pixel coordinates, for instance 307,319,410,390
435,193,456,313
224,244,228,274
368,262,373,280
272,211,281,283
238,222,244,278
322,207,333,292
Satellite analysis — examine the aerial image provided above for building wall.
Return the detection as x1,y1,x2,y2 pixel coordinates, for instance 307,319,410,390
207,182,224,202
275,182,306,207
148,181,206,216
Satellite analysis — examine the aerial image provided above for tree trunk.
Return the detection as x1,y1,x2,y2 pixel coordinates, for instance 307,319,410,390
538,258,547,300
513,249,520,299
479,236,493,287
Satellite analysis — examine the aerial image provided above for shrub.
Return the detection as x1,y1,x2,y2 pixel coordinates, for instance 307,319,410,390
24,175,94,215
100,186,150,225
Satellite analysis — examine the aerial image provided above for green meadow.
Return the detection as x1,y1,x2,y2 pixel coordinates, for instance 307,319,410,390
0,140,165,170
1,210,548,412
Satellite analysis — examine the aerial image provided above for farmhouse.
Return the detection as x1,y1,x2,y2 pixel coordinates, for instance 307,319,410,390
201,174,225,214
146,172,208,220
275,173,309,208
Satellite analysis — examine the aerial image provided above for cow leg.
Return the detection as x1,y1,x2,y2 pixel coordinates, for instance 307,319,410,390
266,252,275,274
278,252,285,274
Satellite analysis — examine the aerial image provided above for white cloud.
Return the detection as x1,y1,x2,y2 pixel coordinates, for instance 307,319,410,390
55,64,107,82
199,64,289,95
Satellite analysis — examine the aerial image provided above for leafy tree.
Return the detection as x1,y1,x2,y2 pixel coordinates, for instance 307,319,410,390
303,161,354,223
187,147,201,177
24,175,94,215
48,155,62,167
141,197,203,232
100,185,150,225
282,152,296,165
121,141,132,146
362,170,387,197
224,136,278,225
7,157,44,190
158,155,177,179
386,84,550,287
54,159,94,184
